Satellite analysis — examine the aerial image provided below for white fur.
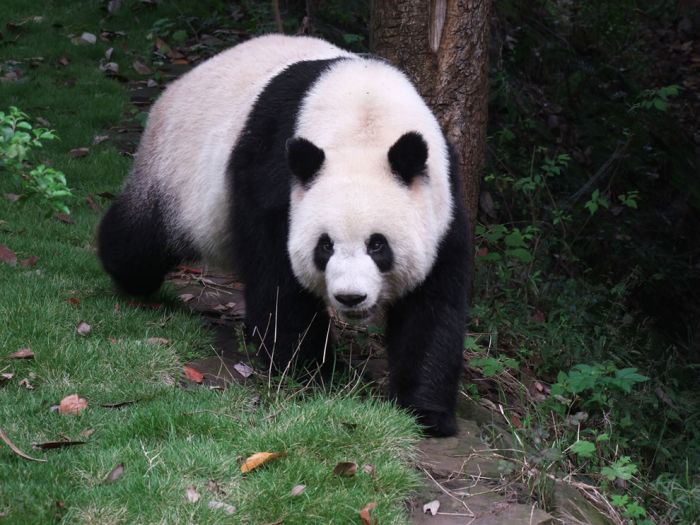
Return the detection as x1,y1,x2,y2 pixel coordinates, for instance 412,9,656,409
128,35,352,263
288,60,453,316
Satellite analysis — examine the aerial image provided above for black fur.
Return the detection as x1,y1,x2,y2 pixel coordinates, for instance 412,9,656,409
97,183,197,296
388,131,429,185
313,233,333,271
367,233,393,272
230,59,341,369
385,146,470,436
287,137,325,186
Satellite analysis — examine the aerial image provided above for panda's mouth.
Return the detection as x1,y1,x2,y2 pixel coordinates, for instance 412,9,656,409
336,306,376,324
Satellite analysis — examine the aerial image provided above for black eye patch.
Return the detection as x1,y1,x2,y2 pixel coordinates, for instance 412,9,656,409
313,233,333,271
367,233,393,272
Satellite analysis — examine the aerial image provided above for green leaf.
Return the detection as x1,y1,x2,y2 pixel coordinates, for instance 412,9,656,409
506,248,534,263
172,29,187,43
570,440,596,459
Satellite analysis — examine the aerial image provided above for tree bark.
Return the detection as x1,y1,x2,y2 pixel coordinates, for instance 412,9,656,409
370,0,491,232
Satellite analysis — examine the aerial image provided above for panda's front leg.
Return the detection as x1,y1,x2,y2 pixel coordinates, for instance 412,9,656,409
385,219,470,437
243,267,332,375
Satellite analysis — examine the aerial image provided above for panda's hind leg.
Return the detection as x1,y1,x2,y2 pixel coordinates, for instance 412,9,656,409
97,188,194,296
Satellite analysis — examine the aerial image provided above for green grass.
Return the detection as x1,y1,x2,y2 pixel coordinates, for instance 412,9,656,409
0,2,420,523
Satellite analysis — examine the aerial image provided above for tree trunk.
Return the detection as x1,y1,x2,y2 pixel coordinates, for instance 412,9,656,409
370,0,491,233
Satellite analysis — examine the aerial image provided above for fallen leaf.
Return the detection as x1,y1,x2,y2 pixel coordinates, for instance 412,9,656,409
1,373,13,382
359,502,377,525
19,378,34,389
423,499,440,516
146,78,158,88
101,400,136,409
183,365,204,384
92,134,109,145
79,428,95,438
8,348,34,359
76,321,92,336
133,60,152,75
105,463,124,483
104,47,114,61
362,464,375,477
207,479,224,495
179,293,195,303
4,193,21,202
54,213,74,224
66,297,80,306
186,485,201,503
58,394,88,415
145,337,170,345
333,461,358,477
240,451,285,474
233,362,254,378
99,62,119,74
80,32,97,44
19,256,38,268
69,147,89,158
208,500,235,514
290,484,305,496
57,56,70,66
32,440,86,450
85,194,101,212
0,428,47,462
0,244,17,266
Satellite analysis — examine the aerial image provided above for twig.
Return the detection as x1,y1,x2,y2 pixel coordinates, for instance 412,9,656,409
568,141,630,203
0,428,47,462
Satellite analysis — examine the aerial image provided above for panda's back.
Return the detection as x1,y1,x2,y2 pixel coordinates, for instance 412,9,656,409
132,35,352,263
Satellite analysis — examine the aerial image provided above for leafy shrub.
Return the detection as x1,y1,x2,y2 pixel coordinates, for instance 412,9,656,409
0,106,72,214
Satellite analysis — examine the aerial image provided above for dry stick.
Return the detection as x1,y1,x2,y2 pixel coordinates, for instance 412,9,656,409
420,467,475,517
568,140,630,203
0,428,47,462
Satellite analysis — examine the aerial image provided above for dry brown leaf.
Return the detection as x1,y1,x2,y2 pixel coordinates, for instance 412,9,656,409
54,213,74,224
362,464,375,477
79,32,97,44
132,60,152,75
240,451,285,474
69,147,89,158
208,500,235,514
92,134,109,145
66,297,80,306
0,428,47,462
0,244,17,266
19,256,38,268
32,440,86,450
186,485,201,503
183,365,204,383
333,461,357,477
179,293,195,303
58,394,88,415
85,194,101,212
76,321,91,336
105,463,124,483
19,378,34,390
8,348,34,359
233,362,254,378
145,337,170,346
290,484,305,496
79,428,95,438
207,479,224,495
57,55,70,66
359,502,377,525
1,373,13,382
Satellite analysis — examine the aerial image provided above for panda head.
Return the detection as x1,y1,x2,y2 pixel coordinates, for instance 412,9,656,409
286,131,447,323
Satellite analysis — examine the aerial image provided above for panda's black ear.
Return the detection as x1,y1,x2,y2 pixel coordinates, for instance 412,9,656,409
286,137,325,186
388,131,428,185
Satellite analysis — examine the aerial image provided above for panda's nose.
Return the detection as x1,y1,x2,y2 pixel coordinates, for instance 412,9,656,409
335,293,367,307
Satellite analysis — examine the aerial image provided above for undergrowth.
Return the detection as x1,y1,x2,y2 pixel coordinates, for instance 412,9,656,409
468,1,700,523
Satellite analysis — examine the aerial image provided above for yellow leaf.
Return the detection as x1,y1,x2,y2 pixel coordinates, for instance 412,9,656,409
240,451,285,473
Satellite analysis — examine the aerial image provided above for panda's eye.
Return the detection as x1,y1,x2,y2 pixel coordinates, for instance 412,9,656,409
322,240,334,253
367,234,386,254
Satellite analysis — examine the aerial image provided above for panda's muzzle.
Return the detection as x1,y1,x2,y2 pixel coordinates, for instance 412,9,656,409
334,293,367,307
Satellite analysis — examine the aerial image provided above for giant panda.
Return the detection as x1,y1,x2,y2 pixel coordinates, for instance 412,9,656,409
97,34,470,436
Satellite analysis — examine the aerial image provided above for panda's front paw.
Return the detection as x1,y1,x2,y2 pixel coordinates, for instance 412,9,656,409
415,408,458,437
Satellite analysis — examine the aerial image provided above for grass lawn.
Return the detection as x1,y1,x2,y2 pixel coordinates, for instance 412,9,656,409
0,1,419,523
